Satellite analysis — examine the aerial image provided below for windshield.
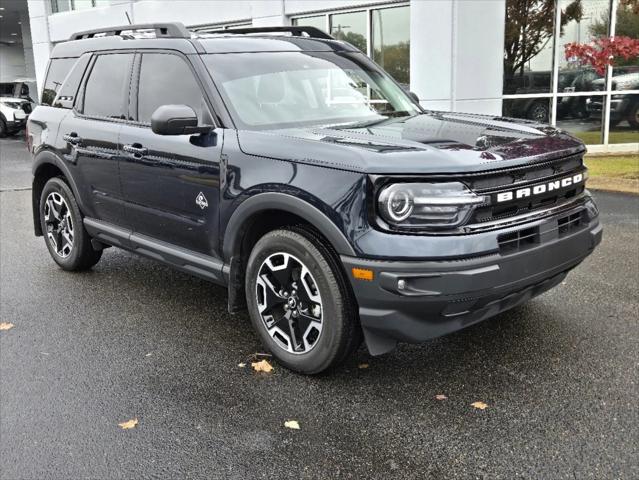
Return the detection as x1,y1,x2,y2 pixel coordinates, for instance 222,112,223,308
203,51,421,130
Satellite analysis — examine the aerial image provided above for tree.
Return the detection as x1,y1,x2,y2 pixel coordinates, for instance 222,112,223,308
564,36,639,74
504,0,583,91
566,0,639,74
589,0,639,39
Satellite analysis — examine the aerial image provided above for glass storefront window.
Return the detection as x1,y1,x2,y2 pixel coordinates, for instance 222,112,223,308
503,97,552,123
608,94,639,143
330,11,368,53
558,94,605,144
503,0,637,146
558,0,610,98
292,15,327,33
503,0,559,95
51,0,105,13
372,5,410,87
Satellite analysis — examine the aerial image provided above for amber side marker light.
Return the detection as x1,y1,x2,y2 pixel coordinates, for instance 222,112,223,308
352,268,374,281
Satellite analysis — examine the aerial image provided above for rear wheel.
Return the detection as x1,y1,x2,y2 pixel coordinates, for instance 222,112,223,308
39,177,102,271
245,227,361,374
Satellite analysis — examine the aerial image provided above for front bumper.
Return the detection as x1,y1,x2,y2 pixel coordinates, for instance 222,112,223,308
342,203,602,355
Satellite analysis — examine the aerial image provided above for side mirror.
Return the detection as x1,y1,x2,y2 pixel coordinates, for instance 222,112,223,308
151,104,212,136
408,91,420,104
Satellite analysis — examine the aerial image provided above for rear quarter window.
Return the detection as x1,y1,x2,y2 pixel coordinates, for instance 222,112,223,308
42,58,77,106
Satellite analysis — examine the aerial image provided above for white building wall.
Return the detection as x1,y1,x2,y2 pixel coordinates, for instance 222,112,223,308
410,0,505,115
0,45,27,82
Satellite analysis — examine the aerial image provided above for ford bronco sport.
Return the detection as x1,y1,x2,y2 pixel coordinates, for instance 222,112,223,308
28,23,602,374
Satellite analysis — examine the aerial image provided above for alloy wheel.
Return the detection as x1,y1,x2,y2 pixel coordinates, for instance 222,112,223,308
255,252,323,354
44,192,74,258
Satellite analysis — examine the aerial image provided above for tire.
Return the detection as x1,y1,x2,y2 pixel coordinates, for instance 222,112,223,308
0,118,7,138
245,226,361,374
39,177,102,271
527,102,549,123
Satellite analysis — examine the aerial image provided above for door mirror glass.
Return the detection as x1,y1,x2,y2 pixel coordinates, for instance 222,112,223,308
151,104,211,135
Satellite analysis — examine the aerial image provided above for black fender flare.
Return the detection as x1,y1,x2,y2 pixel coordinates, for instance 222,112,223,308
222,192,356,261
31,150,84,235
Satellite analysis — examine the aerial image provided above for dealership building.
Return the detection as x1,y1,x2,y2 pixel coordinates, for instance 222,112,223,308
2,0,637,151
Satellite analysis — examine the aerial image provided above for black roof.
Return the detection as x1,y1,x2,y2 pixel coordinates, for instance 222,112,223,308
51,22,358,58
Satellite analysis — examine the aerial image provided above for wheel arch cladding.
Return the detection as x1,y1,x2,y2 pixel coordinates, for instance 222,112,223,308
223,193,356,313
32,152,79,236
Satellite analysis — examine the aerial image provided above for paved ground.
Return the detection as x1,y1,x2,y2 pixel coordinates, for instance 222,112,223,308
1,137,638,479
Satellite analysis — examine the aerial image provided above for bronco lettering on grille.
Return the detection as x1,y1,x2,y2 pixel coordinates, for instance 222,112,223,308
496,173,584,203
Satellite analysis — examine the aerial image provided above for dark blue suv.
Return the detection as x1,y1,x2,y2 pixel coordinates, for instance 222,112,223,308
27,24,602,374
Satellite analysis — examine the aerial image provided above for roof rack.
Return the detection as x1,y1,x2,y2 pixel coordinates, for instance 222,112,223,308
219,26,334,40
69,22,190,41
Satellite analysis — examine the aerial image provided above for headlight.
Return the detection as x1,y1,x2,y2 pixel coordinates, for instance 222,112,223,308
0,101,23,109
377,182,486,230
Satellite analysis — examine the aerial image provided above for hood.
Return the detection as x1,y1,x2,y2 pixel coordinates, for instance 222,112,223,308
236,111,586,174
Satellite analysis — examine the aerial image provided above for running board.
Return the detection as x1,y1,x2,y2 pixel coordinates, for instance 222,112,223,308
83,217,228,284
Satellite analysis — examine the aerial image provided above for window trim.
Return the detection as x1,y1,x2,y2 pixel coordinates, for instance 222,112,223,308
74,51,135,124
127,49,218,129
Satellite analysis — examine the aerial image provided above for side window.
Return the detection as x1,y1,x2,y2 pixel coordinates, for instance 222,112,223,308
82,53,133,119
137,53,205,124
41,58,77,105
54,55,91,109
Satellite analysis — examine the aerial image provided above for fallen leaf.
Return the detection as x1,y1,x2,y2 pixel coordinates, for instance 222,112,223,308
358,363,369,369
118,418,138,429
284,420,300,430
237,362,246,368
0,322,15,331
471,401,488,410
435,394,448,401
251,359,273,373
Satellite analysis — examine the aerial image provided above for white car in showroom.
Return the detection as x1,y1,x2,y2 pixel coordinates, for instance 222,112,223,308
0,95,31,137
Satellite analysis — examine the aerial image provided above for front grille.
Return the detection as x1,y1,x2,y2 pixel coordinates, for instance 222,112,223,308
465,153,586,227
558,211,584,236
498,226,540,254
498,210,586,254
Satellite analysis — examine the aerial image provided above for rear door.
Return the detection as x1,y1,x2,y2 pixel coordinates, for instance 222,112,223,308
119,51,223,256
59,52,134,224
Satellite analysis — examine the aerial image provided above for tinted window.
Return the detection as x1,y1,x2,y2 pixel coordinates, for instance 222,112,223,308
83,54,133,118
53,55,91,109
42,58,76,105
137,54,204,124
0,83,15,96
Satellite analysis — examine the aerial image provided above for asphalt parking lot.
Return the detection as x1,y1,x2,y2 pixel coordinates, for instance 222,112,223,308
1,136,638,479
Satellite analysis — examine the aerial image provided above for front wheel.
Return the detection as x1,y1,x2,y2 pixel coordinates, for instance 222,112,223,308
39,177,102,271
245,227,361,374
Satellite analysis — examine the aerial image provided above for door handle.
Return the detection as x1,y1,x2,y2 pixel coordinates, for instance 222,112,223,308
123,144,148,156
63,133,82,145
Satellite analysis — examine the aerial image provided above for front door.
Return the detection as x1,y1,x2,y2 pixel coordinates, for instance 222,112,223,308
119,52,223,257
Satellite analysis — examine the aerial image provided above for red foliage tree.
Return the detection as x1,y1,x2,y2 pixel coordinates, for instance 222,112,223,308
565,36,639,75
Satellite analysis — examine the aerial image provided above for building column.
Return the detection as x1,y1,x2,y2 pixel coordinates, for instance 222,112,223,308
26,0,53,99
250,0,287,27
410,0,505,116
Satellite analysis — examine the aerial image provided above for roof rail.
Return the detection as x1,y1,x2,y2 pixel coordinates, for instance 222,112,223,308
69,22,190,41
219,26,334,40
